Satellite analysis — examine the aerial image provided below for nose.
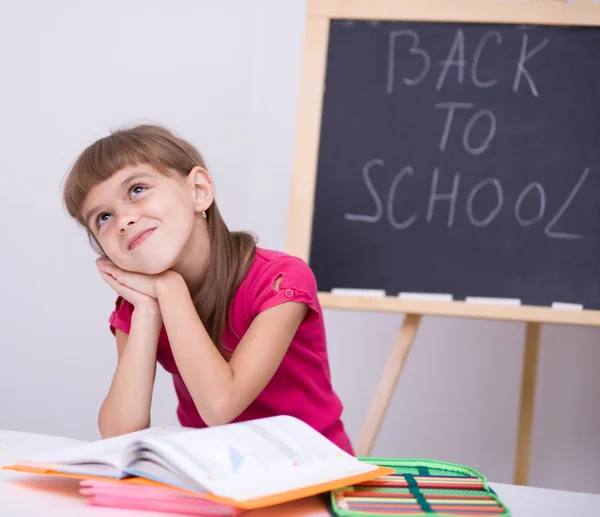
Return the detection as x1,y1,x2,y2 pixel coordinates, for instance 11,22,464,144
117,211,140,233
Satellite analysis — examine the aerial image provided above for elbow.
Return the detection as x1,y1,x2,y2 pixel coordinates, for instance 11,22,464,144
198,397,236,428
202,414,228,428
99,419,150,439
98,406,150,439
201,408,231,428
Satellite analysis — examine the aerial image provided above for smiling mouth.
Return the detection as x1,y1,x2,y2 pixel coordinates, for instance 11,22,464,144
129,228,156,250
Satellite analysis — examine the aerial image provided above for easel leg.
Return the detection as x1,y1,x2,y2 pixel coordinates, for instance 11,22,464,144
355,314,422,457
513,322,541,486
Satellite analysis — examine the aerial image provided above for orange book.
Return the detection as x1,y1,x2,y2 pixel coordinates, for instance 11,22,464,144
3,415,392,510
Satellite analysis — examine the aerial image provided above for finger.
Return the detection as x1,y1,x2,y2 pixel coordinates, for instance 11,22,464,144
98,270,139,298
98,269,123,290
97,263,127,285
97,260,117,273
96,256,120,271
96,257,113,269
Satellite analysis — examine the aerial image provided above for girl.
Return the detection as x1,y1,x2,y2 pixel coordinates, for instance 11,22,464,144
63,124,354,454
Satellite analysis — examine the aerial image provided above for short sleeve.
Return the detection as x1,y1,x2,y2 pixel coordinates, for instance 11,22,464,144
108,296,134,335
249,256,321,319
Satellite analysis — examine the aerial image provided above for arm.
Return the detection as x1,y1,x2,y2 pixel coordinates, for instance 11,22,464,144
98,302,163,438
156,272,308,427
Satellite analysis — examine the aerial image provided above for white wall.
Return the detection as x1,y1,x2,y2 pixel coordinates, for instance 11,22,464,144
1,0,599,494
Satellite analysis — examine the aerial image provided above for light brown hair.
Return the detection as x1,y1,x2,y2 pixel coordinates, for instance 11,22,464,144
63,124,256,352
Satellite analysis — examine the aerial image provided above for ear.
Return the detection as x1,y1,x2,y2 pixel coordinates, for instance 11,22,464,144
187,166,214,214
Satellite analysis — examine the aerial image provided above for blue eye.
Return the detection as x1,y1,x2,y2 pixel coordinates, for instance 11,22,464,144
130,184,147,198
97,213,112,226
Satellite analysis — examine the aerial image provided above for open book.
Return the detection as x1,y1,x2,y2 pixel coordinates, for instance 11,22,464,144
3,415,392,509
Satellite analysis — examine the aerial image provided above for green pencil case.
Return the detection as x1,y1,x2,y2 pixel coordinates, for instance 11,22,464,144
329,458,510,517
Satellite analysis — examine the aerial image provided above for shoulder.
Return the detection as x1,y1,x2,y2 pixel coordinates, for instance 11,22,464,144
253,247,314,274
239,248,320,318
247,248,317,292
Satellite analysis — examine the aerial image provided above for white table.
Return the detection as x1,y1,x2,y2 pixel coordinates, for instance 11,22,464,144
2,429,600,516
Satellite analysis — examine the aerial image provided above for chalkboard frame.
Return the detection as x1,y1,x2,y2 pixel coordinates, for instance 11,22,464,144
285,0,600,326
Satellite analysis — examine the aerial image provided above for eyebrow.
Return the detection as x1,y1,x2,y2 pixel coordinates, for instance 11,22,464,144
84,171,152,228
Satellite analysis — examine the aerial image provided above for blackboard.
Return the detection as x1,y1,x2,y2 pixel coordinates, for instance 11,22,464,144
308,19,600,309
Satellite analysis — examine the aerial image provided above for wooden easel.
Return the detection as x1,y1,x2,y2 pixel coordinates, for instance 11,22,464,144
311,294,599,485
354,316,541,487
286,0,600,486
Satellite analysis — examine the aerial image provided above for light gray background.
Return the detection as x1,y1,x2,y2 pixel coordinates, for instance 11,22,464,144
1,0,598,494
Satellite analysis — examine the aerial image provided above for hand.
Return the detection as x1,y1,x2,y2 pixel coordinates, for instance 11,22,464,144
96,257,163,299
96,258,162,312
97,268,157,311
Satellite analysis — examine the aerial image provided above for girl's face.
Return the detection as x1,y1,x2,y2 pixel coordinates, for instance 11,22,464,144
82,163,212,275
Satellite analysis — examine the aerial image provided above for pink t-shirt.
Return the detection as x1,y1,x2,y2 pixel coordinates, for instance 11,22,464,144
108,247,354,454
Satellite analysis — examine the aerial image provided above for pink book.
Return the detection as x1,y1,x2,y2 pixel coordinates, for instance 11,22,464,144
80,479,245,516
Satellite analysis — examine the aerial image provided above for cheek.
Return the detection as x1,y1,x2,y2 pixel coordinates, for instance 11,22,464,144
143,195,168,214
96,233,121,262
168,211,196,246
162,194,196,229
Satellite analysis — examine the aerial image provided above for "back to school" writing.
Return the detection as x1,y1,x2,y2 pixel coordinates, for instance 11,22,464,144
344,26,590,240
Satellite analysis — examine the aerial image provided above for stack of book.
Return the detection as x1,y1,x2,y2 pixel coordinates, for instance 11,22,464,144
3,415,392,515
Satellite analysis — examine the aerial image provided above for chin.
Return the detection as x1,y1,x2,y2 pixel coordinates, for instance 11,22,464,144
118,255,177,275
117,243,183,275
136,260,175,275
135,265,166,275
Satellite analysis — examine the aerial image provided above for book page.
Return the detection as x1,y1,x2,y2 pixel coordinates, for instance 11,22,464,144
19,425,181,475
136,416,378,501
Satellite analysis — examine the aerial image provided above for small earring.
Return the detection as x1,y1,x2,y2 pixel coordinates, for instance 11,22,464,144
201,210,207,219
